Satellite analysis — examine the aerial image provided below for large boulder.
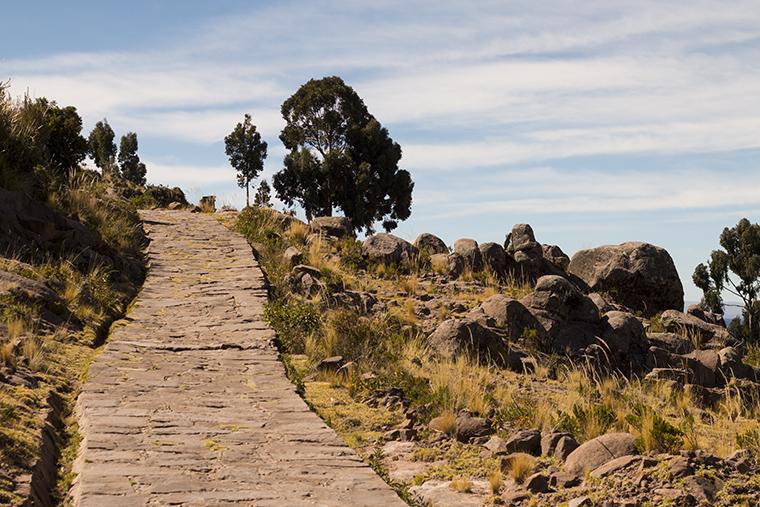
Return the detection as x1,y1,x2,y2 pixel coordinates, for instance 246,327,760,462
659,310,735,347
646,332,694,355
453,238,483,271
542,244,570,270
479,242,509,276
568,242,684,317
564,433,638,476
468,294,545,342
520,275,600,352
427,318,528,370
362,233,417,265
430,252,464,278
600,311,648,371
687,304,726,327
414,233,448,255
310,216,353,238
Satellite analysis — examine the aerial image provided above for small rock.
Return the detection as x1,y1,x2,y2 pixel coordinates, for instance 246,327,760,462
667,456,693,478
550,471,581,489
282,246,303,267
590,454,640,478
317,356,344,372
502,490,530,504
524,472,551,493
455,414,492,442
505,429,541,455
568,496,593,507
483,436,509,456
554,435,579,461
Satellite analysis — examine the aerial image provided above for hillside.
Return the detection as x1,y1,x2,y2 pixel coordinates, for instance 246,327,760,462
230,206,760,507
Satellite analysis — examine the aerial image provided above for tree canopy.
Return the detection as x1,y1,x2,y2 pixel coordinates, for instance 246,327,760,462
38,99,88,176
224,114,267,207
272,76,413,233
694,218,760,342
118,132,147,185
88,119,117,176
254,179,272,208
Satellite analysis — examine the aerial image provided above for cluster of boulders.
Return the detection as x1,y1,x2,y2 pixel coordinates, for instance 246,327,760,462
295,215,759,399
396,418,755,506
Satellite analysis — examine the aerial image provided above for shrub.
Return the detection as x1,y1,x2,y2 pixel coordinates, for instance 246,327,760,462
626,403,683,453
263,298,321,354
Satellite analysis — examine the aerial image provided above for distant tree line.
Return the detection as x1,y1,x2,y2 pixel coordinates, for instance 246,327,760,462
1,81,149,197
224,76,414,234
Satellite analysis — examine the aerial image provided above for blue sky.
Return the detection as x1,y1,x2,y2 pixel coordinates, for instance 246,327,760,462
3,0,760,301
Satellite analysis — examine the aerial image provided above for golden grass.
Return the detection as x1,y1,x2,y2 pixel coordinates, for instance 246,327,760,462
487,470,503,494
449,477,473,493
429,411,457,436
284,220,310,245
505,453,536,484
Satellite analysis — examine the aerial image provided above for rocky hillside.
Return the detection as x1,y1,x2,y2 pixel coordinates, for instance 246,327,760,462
232,207,760,507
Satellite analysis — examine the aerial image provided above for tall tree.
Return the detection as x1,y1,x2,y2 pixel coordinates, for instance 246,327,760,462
118,132,147,185
253,179,272,208
273,76,413,233
37,99,88,177
694,218,760,342
88,119,117,176
224,114,267,207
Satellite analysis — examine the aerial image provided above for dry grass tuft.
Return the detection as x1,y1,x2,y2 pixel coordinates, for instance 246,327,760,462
506,453,536,484
429,411,457,436
449,477,473,493
487,470,503,494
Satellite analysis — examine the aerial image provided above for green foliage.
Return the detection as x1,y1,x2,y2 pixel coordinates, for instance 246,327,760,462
273,76,414,233
118,132,146,185
337,238,366,271
129,184,188,209
38,98,88,177
694,218,760,341
554,402,617,440
225,113,268,207
736,427,760,458
88,119,117,176
263,298,322,353
253,179,272,208
626,403,683,453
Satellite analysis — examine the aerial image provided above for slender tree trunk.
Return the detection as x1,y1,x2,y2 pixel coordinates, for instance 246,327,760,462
246,179,250,208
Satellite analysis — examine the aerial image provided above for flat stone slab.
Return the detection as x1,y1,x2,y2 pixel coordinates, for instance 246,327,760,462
70,210,404,506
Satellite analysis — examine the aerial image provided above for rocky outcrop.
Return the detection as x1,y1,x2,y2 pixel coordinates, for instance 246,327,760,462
520,275,600,352
430,253,464,278
687,304,726,327
568,242,683,317
542,244,570,270
453,239,483,272
414,233,448,255
468,294,544,342
479,242,509,276
362,233,417,264
600,311,648,372
427,318,528,370
659,310,735,347
310,216,353,238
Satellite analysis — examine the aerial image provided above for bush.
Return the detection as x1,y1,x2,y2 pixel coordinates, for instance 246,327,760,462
263,298,321,353
626,403,683,453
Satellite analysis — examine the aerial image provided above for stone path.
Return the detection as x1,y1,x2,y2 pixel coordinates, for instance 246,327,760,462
70,210,405,506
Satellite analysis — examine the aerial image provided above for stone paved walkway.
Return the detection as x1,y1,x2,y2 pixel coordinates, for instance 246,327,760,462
70,210,405,506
